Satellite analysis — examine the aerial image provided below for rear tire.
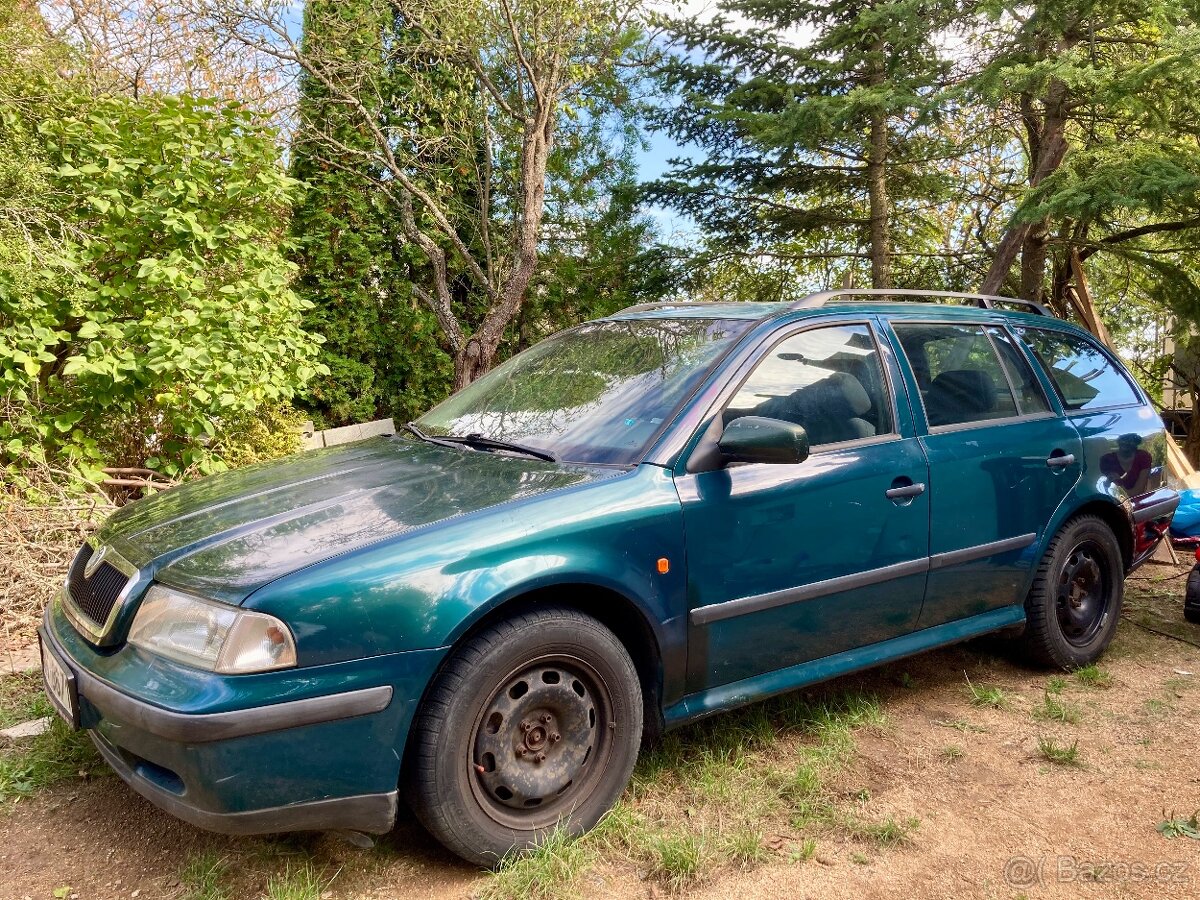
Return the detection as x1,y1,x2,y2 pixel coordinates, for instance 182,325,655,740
1021,515,1124,668
403,607,642,867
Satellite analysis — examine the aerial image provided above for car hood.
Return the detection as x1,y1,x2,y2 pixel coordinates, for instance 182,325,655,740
96,437,617,604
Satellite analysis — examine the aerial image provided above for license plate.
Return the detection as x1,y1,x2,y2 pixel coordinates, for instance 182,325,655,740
40,636,79,729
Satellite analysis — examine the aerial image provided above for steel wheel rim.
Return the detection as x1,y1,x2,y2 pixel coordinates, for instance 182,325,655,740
1055,540,1110,647
467,653,615,830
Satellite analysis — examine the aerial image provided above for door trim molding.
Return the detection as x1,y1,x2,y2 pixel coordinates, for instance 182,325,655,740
928,532,1037,571
690,557,929,626
689,532,1039,626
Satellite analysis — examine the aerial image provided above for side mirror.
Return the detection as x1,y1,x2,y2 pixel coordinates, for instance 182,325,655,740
718,416,810,465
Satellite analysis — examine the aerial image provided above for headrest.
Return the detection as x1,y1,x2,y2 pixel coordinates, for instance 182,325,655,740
929,369,996,415
827,372,872,416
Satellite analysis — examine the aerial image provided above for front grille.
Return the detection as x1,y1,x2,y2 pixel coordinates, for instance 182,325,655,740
67,544,131,630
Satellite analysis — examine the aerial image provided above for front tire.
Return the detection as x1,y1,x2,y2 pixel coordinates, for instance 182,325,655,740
1021,515,1124,668
404,607,642,867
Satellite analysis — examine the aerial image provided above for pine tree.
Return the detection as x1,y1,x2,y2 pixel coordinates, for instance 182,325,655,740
648,0,959,289
289,0,448,427
974,0,1200,311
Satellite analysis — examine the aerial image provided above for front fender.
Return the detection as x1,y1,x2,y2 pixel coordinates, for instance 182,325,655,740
243,464,688,669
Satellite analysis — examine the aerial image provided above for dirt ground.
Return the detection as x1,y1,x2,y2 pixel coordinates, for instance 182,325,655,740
5,563,1200,900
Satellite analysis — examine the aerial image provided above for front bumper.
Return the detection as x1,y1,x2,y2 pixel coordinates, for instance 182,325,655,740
42,601,446,835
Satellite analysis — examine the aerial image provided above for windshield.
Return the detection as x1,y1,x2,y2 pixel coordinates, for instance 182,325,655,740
416,318,753,465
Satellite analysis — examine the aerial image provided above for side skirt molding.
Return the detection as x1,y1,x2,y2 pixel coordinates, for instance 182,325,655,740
665,605,1026,728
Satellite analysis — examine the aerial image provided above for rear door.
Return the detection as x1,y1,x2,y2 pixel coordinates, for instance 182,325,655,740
676,318,930,691
884,319,1083,628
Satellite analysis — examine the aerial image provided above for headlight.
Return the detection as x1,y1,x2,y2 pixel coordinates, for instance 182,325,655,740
128,584,297,674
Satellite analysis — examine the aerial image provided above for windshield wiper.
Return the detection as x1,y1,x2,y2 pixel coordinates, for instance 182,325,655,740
404,422,466,451
405,423,556,462
438,432,557,462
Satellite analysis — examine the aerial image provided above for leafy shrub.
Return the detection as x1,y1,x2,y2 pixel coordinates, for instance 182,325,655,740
1,52,325,476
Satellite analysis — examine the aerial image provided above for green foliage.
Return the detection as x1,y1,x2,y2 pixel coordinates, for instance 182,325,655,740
0,7,324,476
965,677,1008,709
480,826,596,900
289,0,450,428
648,0,959,292
1037,736,1083,767
1158,810,1200,840
178,852,232,900
0,674,104,802
519,147,673,348
263,862,325,900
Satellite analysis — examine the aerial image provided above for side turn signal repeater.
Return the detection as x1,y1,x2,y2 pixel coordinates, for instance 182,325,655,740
657,557,670,574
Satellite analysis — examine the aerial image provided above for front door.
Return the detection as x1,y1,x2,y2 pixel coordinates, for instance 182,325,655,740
677,321,930,691
885,320,1084,628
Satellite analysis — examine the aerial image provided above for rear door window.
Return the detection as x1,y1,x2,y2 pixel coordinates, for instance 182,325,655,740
986,326,1051,416
1017,328,1140,411
892,323,1020,428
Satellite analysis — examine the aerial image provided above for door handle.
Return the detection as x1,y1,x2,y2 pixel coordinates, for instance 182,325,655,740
1046,453,1076,469
885,482,927,500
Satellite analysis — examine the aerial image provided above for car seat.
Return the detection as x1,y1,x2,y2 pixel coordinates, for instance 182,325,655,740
924,369,995,427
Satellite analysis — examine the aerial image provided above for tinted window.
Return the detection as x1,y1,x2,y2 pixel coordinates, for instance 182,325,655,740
893,323,1019,427
986,326,1051,415
726,324,893,448
417,318,753,465
1017,328,1140,411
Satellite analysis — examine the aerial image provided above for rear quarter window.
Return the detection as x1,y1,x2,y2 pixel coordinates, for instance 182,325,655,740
1017,327,1141,411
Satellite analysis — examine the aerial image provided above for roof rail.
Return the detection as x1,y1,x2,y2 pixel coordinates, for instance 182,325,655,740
791,289,1052,317
614,301,693,315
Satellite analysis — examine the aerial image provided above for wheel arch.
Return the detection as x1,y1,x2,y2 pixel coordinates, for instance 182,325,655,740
1059,498,1133,570
403,580,667,780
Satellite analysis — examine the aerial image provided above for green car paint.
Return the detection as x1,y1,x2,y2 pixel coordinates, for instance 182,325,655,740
41,298,1177,841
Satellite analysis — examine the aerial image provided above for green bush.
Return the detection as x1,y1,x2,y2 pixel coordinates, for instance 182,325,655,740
0,14,325,477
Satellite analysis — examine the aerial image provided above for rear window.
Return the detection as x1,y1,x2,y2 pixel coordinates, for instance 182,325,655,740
1017,328,1140,411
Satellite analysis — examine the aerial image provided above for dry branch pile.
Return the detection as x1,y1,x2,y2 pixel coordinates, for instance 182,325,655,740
1,474,115,654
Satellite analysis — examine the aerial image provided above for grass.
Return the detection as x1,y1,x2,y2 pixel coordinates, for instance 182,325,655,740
788,839,817,863
1145,698,1169,716
940,745,964,762
720,828,769,866
842,814,921,847
1045,676,1067,695
178,852,231,900
1073,664,1113,689
480,689,887,898
481,827,596,900
0,672,47,729
1032,692,1082,724
0,674,103,802
647,831,706,891
965,676,1008,709
1164,676,1195,696
1036,736,1082,767
264,862,327,900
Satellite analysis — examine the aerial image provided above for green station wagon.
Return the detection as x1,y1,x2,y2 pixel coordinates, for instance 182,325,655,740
40,290,1178,865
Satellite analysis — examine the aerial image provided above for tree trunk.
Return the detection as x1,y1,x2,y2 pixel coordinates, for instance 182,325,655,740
980,76,1073,295
866,107,892,289
452,339,494,391
451,111,555,389
1020,218,1049,302
865,39,892,290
